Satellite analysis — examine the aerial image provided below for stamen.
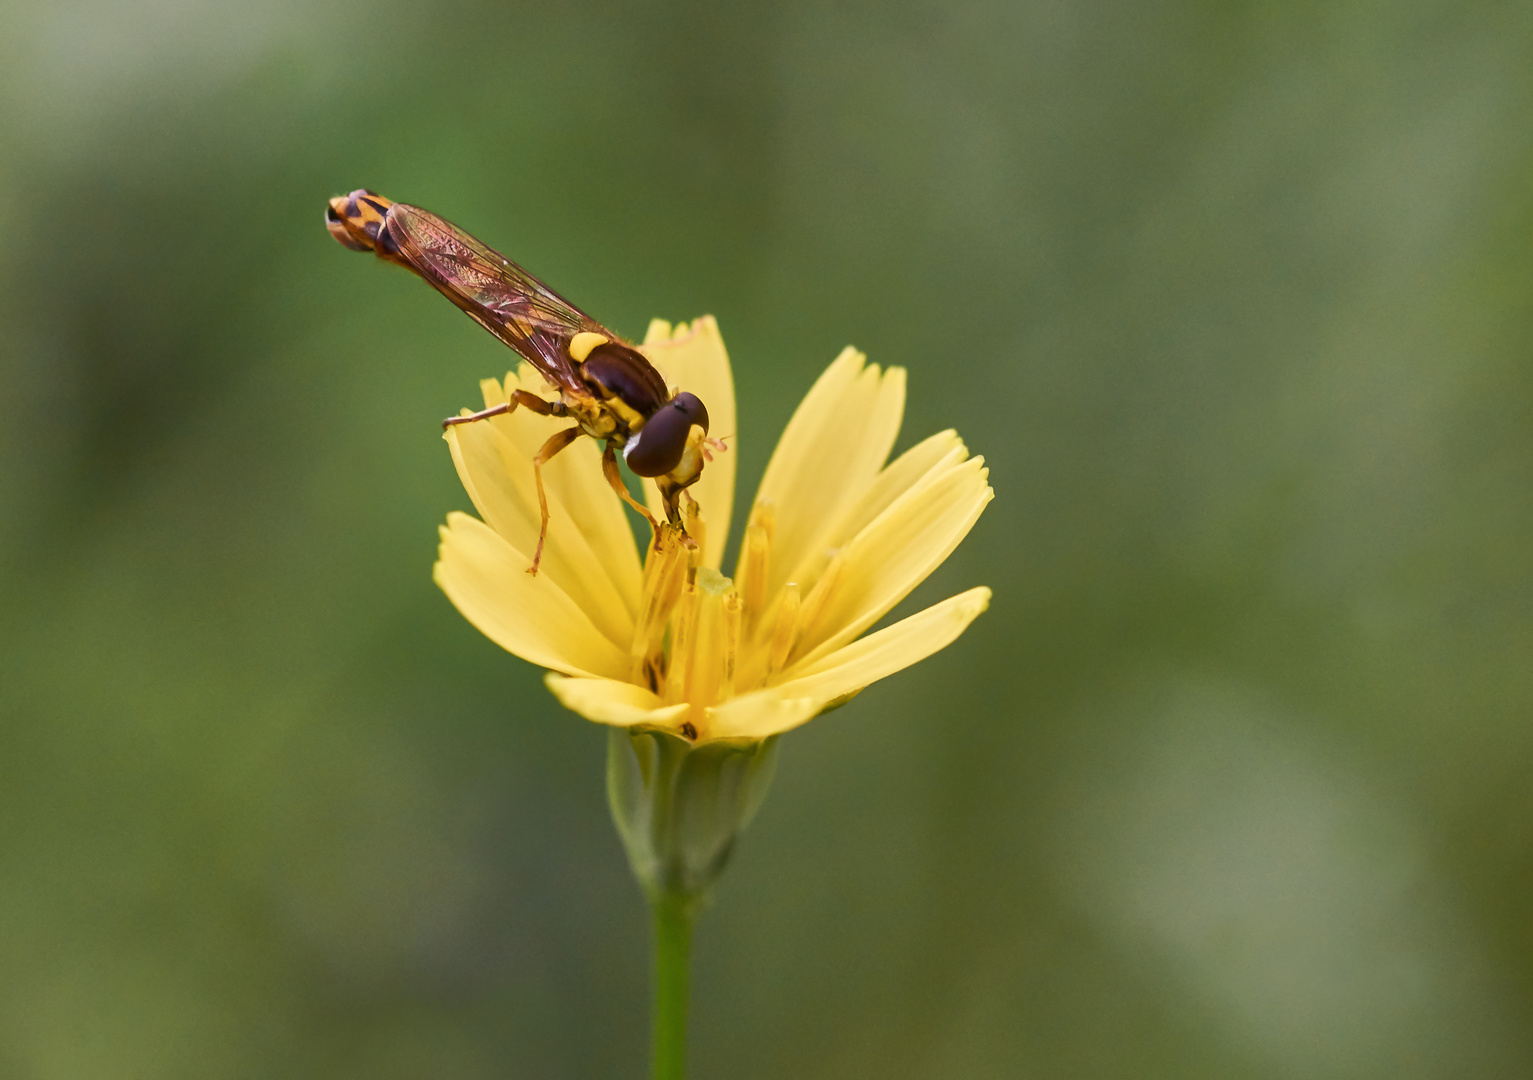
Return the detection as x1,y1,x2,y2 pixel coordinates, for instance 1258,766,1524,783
721,590,742,700
767,583,801,678
685,569,734,713
631,526,689,683
665,581,700,704
737,501,775,637
790,549,844,664
684,494,707,563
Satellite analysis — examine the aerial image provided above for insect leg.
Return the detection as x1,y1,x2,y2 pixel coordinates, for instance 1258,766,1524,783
443,390,566,429
655,472,703,528
527,425,584,576
601,443,660,535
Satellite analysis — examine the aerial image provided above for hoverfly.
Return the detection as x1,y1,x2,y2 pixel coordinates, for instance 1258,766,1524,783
325,189,715,575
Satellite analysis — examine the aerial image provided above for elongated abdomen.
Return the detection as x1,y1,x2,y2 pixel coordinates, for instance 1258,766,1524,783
326,190,392,248
326,189,413,271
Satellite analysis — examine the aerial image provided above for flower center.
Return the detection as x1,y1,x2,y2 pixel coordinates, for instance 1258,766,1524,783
627,498,845,739
631,525,746,724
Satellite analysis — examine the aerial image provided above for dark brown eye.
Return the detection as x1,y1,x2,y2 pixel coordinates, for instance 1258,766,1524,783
624,392,708,477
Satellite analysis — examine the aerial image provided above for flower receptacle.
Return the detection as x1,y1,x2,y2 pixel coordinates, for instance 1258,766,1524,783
606,726,780,905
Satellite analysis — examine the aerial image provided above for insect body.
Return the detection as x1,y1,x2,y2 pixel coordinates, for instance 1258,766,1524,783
326,189,713,574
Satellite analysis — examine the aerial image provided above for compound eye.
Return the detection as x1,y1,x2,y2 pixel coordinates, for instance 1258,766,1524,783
672,391,708,434
624,392,708,477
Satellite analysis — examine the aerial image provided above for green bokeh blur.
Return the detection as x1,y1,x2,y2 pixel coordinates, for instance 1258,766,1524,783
3,0,1533,1076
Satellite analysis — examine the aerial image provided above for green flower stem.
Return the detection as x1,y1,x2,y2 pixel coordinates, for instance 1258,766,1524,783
650,891,695,1080
608,727,780,1080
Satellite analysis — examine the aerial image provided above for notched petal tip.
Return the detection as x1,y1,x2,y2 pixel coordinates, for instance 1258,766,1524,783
749,342,908,596
832,345,867,370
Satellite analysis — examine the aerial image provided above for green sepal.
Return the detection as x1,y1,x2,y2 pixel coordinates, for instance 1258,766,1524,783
607,727,780,905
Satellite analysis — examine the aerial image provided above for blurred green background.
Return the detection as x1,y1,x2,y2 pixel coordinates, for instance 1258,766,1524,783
3,0,1533,1076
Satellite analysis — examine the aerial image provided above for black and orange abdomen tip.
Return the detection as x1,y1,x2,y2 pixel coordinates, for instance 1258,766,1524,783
325,189,395,252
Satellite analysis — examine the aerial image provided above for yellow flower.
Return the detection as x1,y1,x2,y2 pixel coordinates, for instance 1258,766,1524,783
433,317,993,743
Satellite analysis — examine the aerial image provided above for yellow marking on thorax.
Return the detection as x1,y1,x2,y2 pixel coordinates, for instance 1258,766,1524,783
603,393,647,432
568,332,609,362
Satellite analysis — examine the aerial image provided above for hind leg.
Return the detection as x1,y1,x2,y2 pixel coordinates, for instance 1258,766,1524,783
443,389,566,429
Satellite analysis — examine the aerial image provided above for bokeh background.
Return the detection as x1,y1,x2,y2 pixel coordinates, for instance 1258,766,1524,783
3,0,1533,1076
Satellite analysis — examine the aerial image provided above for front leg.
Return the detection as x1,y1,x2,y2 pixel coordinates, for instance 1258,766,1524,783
601,442,660,536
653,473,703,559
655,472,702,528
443,389,566,429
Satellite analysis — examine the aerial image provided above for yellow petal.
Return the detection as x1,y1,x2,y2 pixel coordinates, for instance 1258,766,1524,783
637,317,737,571
710,588,990,740
544,673,691,728
791,454,993,665
445,366,642,645
704,691,824,742
780,429,970,588
800,583,990,699
434,512,630,680
745,348,905,597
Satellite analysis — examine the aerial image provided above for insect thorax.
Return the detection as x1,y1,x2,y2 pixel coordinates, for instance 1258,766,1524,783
565,396,625,442
580,343,669,419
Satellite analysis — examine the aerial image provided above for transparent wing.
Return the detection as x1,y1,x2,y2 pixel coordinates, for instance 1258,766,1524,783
384,203,610,394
